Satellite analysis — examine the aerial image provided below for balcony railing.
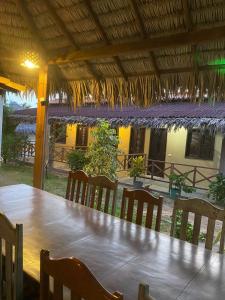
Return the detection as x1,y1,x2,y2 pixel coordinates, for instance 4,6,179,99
18,142,219,190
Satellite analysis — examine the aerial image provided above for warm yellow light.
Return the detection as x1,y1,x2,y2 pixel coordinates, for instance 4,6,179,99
21,59,39,69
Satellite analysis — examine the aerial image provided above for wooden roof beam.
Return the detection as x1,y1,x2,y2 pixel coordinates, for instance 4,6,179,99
0,76,26,92
182,0,198,73
43,0,100,80
83,0,127,80
67,63,225,81
128,0,160,77
49,24,225,64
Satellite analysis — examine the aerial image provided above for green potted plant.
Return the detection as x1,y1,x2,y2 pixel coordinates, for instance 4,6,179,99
67,149,87,171
169,173,194,199
208,173,225,206
129,156,145,188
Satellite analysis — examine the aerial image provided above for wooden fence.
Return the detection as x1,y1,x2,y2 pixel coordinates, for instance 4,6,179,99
19,142,219,190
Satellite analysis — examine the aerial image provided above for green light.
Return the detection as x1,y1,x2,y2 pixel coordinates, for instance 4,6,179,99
208,58,225,75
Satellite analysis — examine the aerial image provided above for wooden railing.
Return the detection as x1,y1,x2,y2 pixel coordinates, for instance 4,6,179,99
117,153,147,171
18,143,219,190
19,141,35,160
144,159,219,190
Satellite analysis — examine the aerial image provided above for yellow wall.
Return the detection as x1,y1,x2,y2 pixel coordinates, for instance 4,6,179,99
62,125,222,188
144,128,151,156
66,124,77,147
165,128,222,168
118,127,131,154
164,128,222,188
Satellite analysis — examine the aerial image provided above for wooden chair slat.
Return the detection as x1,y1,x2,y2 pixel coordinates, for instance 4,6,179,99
75,181,81,203
66,171,89,204
0,239,2,298
136,200,144,225
121,189,163,231
5,242,13,300
104,189,111,214
0,213,23,300
81,183,87,205
53,279,63,300
14,225,23,300
127,197,135,223
138,283,156,300
180,211,189,241
71,291,81,300
219,220,225,254
97,187,103,211
205,219,216,250
40,250,123,300
65,173,72,200
155,197,163,232
192,214,202,245
145,203,154,229
171,198,225,253
87,176,118,215
70,180,76,202
90,185,96,209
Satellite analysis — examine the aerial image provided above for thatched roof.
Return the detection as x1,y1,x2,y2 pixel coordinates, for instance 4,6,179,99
12,102,225,133
1,1,225,105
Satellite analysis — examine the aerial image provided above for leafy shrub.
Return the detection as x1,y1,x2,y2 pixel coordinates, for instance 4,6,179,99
84,120,119,180
1,105,28,163
169,173,195,194
67,150,87,171
2,134,28,164
208,174,225,205
129,156,145,179
174,210,206,242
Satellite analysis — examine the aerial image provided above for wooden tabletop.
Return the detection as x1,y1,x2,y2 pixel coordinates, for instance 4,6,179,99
0,184,224,300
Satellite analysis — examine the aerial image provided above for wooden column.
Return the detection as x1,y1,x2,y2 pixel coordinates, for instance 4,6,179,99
0,93,4,162
33,65,49,189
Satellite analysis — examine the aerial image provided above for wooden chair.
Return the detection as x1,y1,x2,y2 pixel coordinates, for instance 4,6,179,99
120,189,163,231
40,250,123,300
66,170,89,204
87,175,118,215
0,213,23,300
138,283,156,300
170,198,225,253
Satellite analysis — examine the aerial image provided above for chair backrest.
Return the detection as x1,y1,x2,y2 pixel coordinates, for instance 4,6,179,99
138,283,156,300
170,198,225,253
88,175,118,215
40,250,123,300
0,213,23,300
66,170,89,204
120,189,163,231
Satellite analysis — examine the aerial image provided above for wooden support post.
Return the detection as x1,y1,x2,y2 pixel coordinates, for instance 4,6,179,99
33,65,48,189
0,93,3,163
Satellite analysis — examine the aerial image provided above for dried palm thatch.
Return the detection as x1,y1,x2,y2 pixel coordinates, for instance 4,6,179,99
1,0,225,106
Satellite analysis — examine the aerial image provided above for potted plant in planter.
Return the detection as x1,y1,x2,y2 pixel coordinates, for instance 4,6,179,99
130,156,145,188
168,173,194,199
67,149,87,171
208,173,225,206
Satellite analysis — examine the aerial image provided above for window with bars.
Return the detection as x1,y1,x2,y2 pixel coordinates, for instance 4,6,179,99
185,129,215,160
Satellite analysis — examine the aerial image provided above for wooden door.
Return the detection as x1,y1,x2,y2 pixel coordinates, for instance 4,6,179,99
129,128,146,154
148,129,167,177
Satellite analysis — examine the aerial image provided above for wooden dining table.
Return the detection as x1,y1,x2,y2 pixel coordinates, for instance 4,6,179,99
0,184,225,300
